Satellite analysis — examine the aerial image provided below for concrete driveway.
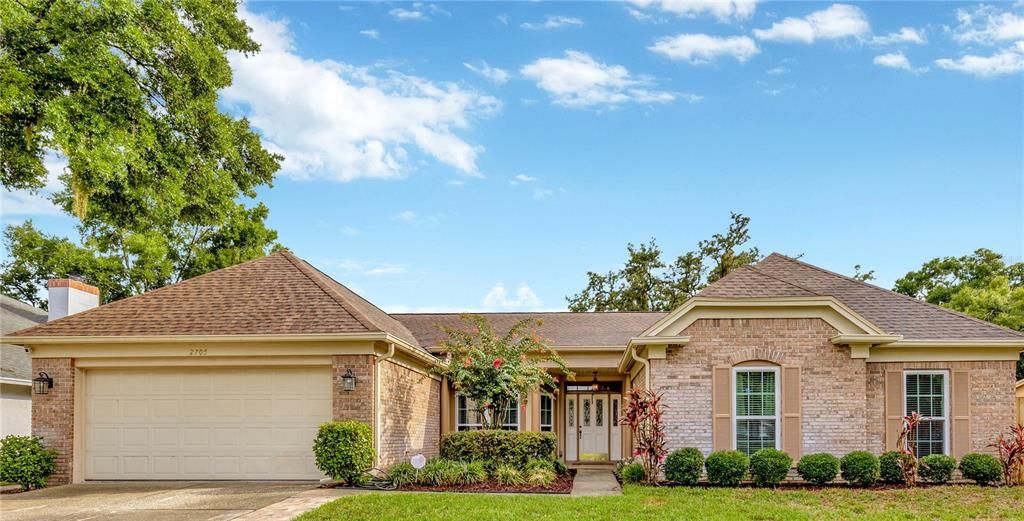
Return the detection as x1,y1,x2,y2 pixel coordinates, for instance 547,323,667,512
0,481,346,521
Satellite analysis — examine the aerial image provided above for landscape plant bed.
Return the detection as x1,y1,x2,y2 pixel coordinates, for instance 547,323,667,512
399,472,574,494
652,480,981,490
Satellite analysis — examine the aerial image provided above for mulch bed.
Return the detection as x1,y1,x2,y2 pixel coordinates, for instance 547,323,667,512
400,473,574,494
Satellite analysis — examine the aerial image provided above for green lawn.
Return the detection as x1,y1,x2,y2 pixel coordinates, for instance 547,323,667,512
296,485,1024,520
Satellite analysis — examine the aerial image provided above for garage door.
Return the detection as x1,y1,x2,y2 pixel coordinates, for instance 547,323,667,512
84,366,332,480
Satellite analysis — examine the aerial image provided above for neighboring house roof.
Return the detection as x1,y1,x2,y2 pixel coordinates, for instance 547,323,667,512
8,252,423,351
393,312,666,349
1,295,46,381
700,253,1024,341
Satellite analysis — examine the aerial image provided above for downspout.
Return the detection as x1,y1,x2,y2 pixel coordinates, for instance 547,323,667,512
630,345,651,389
375,342,396,466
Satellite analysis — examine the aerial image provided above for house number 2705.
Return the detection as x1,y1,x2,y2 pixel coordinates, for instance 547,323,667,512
189,348,208,356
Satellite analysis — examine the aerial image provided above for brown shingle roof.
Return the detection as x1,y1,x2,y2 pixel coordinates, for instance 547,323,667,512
9,251,422,350
699,253,1024,341
1,296,46,380
393,312,666,349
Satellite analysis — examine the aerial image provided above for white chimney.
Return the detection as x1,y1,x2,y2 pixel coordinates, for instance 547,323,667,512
48,277,99,321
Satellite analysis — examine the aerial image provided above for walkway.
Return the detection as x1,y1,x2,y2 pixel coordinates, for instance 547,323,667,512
570,469,622,497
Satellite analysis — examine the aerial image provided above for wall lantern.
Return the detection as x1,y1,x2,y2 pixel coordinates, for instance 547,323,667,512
590,372,600,392
33,372,53,395
342,368,357,392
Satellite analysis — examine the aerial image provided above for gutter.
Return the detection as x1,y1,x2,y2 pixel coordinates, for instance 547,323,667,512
0,376,31,387
630,345,650,389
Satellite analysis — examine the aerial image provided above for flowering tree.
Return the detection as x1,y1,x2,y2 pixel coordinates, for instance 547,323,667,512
622,388,667,484
432,314,571,430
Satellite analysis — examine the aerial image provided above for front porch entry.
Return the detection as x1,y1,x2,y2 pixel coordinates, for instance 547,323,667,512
564,391,623,462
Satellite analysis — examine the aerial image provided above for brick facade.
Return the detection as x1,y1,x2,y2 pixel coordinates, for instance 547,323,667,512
31,358,75,485
378,359,442,466
652,318,869,456
332,354,375,425
865,360,1018,454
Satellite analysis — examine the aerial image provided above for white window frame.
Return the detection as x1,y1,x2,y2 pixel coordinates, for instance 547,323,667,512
903,369,950,456
732,366,781,453
456,394,520,431
539,395,554,432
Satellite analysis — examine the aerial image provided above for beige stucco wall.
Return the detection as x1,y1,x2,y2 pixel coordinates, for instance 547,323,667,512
378,359,441,466
1,383,31,437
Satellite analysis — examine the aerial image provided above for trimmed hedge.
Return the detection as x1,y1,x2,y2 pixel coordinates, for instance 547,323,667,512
796,453,839,485
0,435,56,491
617,462,646,484
879,451,912,484
312,421,374,485
440,430,556,467
664,448,704,485
959,453,1002,486
840,451,880,487
918,454,957,484
705,451,749,486
749,448,792,487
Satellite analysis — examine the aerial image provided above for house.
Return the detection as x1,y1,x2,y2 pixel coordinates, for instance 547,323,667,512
1017,379,1024,425
3,251,1022,484
1,296,47,437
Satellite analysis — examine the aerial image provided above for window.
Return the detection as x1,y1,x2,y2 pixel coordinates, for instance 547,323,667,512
733,367,779,456
540,395,554,432
456,395,519,431
904,371,948,457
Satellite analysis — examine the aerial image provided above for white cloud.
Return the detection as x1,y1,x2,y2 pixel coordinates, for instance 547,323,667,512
393,210,443,226
521,15,584,30
935,41,1024,77
870,27,925,45
532,188,554,200
316,258,407,277
626,7,654,22
649,34,759,64
1,153,65,216
463,61,510,85
222,8,499,183
753,4,870,43
520,50,676,108
364,264,407,276
339,225,360,236
483,282,541,309
510,174,537,185
873,52,927,73
388,3,447,22
629,0,758,22
359,29,379,39
948,5,1024,44
496,13,509,25
766,66,790,75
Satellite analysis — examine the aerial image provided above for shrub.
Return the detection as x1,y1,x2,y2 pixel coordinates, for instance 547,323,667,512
524,458,555,473
0,435,56,491
526,467,556,487
796,453,839,485
918,454,957,484
419,458,461,486
959,453,1002,486
617,462,646,484
457,461,488,485
387,462,417,488
705,451,749,486
749,448,792,487
552,459,569,475
312,421,374,486
840,451,880,487
664,448,704,485
440,430,557,467
879,451,913,484
621,388,667,485
494,464,525,486
990,424,1024,486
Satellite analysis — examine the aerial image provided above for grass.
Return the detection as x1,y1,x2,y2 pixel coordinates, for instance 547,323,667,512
295,484,1024,520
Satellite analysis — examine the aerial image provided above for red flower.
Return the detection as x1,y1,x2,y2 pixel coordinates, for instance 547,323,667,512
493,358,503,369
462,357,472,367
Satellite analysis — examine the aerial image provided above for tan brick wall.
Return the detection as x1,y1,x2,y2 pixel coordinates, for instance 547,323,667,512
378,360,441,466
332,355,374,425
866,360,1017,454
630,365,647,391
31,358,74,485
652,318,868,456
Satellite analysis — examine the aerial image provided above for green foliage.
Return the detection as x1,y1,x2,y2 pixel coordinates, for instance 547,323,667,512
431,315,569,429
567,213,761,312
0,435,56,491
457,461,489,486
879,451,912,484
526,467,556,487
959,453,1003,485
617,462,646,484
796,453,840,485
664,448,704,485
918,455,957,484
552,459,569,475
0,0,281,307
749,448,792,487
386,462,417,488
524,458,556,474
419,459,461,486
440,430,557,466
840,451,880,487
311,421,374,486
493,464,525,486
705,450,749,486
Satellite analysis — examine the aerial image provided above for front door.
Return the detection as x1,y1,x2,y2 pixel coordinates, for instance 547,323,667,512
579,394,609,461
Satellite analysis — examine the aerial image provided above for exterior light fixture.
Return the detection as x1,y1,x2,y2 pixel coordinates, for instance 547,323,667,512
342,368,357,392
33,372,53,395
590,372,600,392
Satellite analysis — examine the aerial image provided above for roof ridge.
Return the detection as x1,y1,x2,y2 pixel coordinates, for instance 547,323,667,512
279,252,380,334
743,263,824,297
389,311,668,316
763,253,1024,338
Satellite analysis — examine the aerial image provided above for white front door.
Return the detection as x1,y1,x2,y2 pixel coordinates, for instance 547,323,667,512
565,395,578,461
579,394,610,461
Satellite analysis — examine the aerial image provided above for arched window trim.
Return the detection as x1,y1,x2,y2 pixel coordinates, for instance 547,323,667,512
732,363,781,455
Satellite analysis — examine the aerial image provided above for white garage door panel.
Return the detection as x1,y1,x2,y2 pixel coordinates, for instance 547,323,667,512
85,367,331,480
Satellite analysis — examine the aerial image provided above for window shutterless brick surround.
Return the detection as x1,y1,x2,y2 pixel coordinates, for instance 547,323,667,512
31,358,75,485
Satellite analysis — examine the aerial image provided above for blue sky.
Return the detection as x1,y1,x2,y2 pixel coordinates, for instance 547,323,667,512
2,1,1022,312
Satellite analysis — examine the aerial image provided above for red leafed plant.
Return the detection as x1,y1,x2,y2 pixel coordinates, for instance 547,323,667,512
897,412,922,486
990,424,1024,486
622,388,667,485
